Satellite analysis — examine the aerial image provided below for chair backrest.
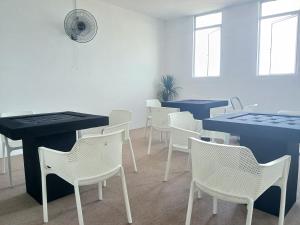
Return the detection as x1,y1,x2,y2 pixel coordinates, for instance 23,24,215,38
210,107,227,118
230,97,244,110
151,107,179,129
68,130,125,172
278,110,300,116
189,137,260,198
168,111,197,131
109,110,131,125
146,99,161,108
1,111,34,143
168,112,200,148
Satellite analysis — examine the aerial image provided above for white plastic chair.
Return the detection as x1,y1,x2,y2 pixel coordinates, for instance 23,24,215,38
102,110,137,172
147,107,179,155
38,130,132,225
185,138,291,225
229,97,258,112
0,111,34,186
78,110,138,172
164,111,229,181
144,99,161,137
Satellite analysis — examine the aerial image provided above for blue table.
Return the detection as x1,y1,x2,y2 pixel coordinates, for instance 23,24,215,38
203,112,300,216
161,99,228,119
0,111,108,204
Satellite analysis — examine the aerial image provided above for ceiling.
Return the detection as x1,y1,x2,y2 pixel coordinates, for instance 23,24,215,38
99,0,256,19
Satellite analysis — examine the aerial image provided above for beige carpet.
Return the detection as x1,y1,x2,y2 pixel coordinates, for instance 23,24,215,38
0,128,299,225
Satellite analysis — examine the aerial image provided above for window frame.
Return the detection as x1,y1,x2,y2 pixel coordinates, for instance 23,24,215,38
257,0,300,77
193,11,223,78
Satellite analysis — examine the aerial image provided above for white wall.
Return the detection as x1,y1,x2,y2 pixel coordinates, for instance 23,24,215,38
0,0,164,157
0,0,164,127
164,2,300,112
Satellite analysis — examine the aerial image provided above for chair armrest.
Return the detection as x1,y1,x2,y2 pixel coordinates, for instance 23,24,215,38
194,120,203,131
170,126,201,137
260,155,290,168
80,126,106,138
259,155,291,188
170,126,201,148
39,147,69,169
102,122,129,132
102,122,130,139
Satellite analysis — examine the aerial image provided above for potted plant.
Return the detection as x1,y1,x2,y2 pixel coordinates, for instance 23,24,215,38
157,75,181,102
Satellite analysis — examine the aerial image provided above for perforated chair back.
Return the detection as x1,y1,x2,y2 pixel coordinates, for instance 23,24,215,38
168,112,200,148
189,138,264,199
151,107,179,130
186,137,290,225
168,111,197,130
146,99,161,108
146,99,162,118
68,130,125,175
109,110,131,125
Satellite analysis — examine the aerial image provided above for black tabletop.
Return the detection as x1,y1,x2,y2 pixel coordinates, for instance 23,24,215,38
0,111,109,140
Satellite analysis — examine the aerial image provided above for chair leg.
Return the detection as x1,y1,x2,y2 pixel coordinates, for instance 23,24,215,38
164,132,168,146
128,137,138,172
98,182,103,201
164,138,173,181
185,181,195,225
144,119,149,137
147,127,153,155
120,167,132,224
74,184,84,225
160,131,163,142
278,184,287,225
186,152,191,171
213,197,218,214
103,180,107,187
197,190,202,199
7,149,13,187
224,134,230,145
1,142,6,174
245,201,254,225
41,167,48,223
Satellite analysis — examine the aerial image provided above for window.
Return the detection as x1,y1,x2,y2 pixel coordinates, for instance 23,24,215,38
194,12,222,77
258,0,300,76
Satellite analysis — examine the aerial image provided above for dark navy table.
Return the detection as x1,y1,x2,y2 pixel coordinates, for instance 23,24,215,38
161,99,228,119
0,111,108,204
203,112,300,216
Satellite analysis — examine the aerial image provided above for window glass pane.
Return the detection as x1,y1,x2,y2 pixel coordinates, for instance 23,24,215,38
259,15,298,75
194,28,221,77
262,0,300,17
195,12,222,28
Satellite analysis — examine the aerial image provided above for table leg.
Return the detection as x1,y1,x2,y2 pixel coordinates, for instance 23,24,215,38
22,131,76,204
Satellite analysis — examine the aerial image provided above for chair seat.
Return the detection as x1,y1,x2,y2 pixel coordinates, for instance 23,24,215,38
55,162,116,184
199,167,259,200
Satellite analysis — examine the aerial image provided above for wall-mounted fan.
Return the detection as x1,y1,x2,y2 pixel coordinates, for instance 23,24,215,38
64,8,98,43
